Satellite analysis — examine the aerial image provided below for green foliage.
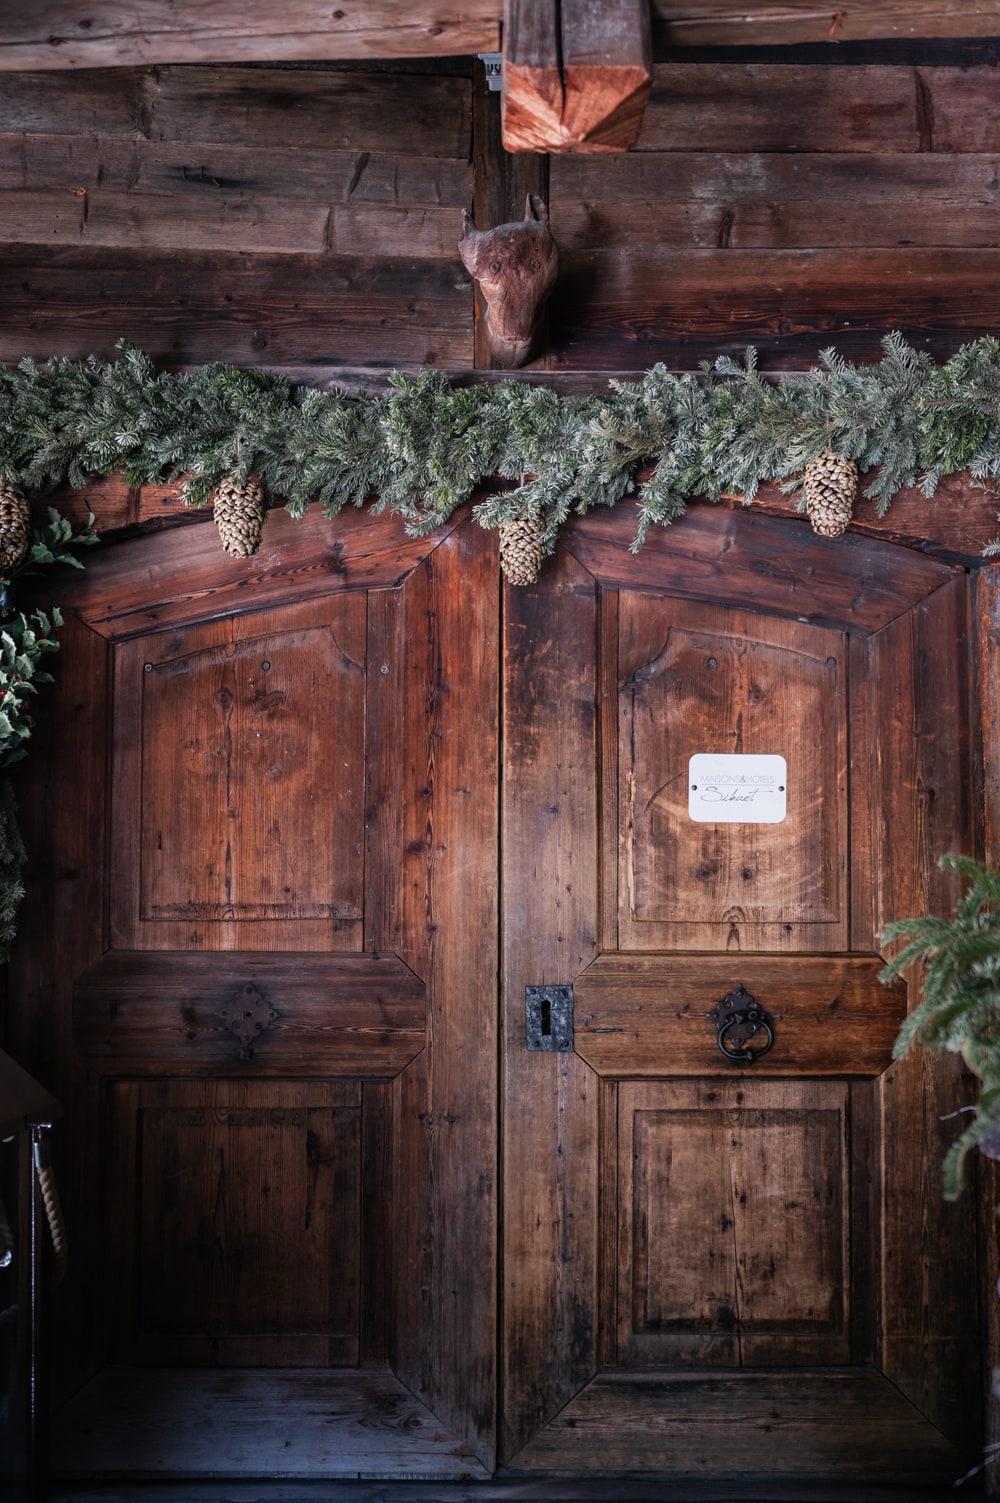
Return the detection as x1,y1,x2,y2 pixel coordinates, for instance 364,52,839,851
880,855,1000,1199
0,504,100,954
0,607,63,769
25,506,100,572
4,334,1000,558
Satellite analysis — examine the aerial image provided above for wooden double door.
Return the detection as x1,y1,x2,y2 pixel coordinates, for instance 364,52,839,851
9,501,981,1484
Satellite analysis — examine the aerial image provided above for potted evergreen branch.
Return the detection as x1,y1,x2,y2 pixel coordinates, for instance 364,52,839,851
881,854,1000,1198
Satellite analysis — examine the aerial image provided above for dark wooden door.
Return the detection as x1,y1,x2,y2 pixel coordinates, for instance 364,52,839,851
501,505,982,1483
6,499,985,1486
10,507,499,1480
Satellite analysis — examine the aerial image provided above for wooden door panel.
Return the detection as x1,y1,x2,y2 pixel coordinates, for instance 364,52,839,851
574,954,905,1077
616,595,848,950
112,595,368,950
107,1080,366,1368
503,510,980,1479
616,1080,851,1367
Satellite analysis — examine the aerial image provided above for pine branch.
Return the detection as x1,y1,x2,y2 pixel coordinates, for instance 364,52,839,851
880,854,1000,1198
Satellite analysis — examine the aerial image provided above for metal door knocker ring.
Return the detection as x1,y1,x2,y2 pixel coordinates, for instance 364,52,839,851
706,984,774,1065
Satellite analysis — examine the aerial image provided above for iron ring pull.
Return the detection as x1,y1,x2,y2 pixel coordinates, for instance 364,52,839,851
707,984,774,1066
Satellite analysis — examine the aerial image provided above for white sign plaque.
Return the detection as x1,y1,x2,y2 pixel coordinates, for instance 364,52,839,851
688,753,787,824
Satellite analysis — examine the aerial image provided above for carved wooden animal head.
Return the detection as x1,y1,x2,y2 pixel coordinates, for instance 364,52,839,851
459,194,558,369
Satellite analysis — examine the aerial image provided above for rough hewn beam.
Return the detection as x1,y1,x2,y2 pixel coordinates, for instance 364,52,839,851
502,0,652,153
651,0,1000,48
0,1,500,68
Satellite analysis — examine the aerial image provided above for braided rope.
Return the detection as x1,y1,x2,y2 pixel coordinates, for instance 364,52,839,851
33,1159,67,1286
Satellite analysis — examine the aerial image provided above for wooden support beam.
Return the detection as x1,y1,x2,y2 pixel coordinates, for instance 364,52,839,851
651,1,1000,49
0,1,500,68
502,0,652,154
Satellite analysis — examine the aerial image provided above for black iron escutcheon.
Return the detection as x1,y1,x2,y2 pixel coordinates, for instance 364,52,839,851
706,983,774,1065
525,985,574,1052
219,982,279,1060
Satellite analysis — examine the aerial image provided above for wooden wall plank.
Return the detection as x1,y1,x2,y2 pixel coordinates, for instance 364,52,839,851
0,192,462,258
0,68,151,134
921,66,1000,152
0,137,471,205
32,470,1000,575
142,67,471,158
539,62,1000,368
730,474,1000,566
552,153,1000,251
548,247,1000,369
0,65,473,155
650,4,1000,49
0,0,997,73
0,4,499,69
634,65,921,153
0,245,473,371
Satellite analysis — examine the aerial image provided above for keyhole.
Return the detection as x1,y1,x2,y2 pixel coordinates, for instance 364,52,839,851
540,997,552,1036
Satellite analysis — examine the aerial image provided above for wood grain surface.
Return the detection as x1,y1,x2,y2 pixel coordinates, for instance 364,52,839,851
574,955,905,1077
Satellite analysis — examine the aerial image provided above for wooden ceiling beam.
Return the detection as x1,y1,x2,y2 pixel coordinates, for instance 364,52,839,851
651,1,1000,48
502,0,653,153
2,1,1000,71
0,1,500,69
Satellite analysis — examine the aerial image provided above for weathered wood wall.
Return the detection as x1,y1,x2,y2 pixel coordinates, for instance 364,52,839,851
3,51,1000,380
0,61,475,378
549,59,1000,368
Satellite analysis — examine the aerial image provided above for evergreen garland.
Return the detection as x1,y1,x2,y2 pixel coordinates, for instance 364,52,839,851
4,333,1000,555
881,856,1000,1200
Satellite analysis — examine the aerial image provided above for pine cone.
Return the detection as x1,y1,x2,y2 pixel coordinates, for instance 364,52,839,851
213,476,265,558
0,478,31,574
802,450,858,539
499,510,545,586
